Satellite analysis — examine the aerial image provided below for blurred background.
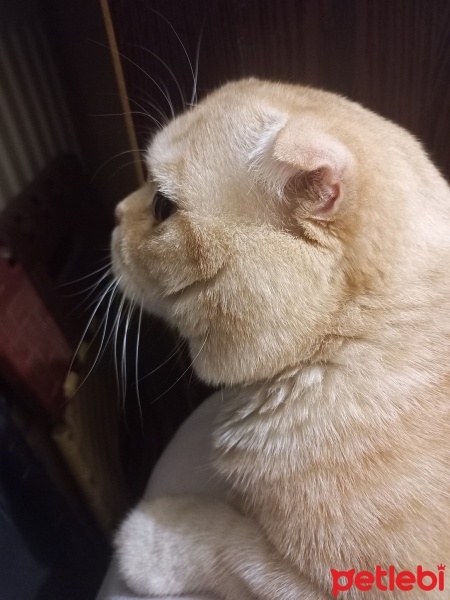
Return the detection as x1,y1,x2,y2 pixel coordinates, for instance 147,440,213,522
0,1,449,598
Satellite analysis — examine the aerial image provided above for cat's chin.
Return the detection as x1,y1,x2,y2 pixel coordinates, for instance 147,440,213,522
187,338,287,388
192,358,292,388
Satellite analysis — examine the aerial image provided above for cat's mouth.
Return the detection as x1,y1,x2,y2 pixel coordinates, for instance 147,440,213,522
163,264,227,300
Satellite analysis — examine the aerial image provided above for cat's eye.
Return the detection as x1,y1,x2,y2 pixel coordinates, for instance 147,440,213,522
152,192,177,223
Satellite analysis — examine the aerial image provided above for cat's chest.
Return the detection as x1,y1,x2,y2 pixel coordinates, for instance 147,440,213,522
211,379,324,488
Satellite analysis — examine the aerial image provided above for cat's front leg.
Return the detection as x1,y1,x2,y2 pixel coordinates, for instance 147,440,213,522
115,495,325,600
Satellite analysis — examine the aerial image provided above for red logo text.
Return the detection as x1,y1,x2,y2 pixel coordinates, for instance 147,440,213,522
330,565,446,596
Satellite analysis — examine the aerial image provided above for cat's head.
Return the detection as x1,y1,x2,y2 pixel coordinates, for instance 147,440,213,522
111,79,441,386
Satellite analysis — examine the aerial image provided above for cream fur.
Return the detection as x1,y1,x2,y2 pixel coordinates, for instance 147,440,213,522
112,79,450,598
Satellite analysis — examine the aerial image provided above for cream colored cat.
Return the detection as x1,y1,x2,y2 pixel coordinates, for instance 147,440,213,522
111,79,450,599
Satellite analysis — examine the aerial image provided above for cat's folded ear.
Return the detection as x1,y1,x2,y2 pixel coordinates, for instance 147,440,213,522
249,109,355,218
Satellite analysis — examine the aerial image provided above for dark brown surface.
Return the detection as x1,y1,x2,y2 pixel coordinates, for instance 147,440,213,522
107,0,450,180
39,0,142,215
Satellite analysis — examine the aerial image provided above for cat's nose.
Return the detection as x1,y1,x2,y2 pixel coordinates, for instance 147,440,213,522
115,202,124,225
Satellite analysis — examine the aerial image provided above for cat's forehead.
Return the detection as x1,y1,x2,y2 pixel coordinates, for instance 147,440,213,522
146,98,262,201
145,110,197,194
149,101,251,159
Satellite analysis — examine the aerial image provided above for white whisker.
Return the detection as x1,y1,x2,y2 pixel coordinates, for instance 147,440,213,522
137,45,186,110
150,330,209,404
91,110,162,130
66,269,113,308
90,149,143,183
113,294,127,406
151,9,196,108
121,299,134,402
83,279,119,313
96,90,169,124
135,304,144,431
131,92,167,125
93,40,176,118
67,277,119,379
157,78,175,120
191,22,204,105
57,262,112,288
72,278,121,394
110,160,148,181
137,334,186,382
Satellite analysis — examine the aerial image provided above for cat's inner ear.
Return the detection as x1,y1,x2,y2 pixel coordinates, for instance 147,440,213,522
249,110,355,218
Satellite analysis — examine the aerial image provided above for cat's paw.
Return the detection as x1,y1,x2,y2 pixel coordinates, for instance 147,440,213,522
115,495,219,596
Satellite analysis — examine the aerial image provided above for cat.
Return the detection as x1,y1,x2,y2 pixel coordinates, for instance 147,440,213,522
111,79,450,599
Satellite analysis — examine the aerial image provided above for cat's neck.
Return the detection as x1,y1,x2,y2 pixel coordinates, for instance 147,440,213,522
214,321,447,439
